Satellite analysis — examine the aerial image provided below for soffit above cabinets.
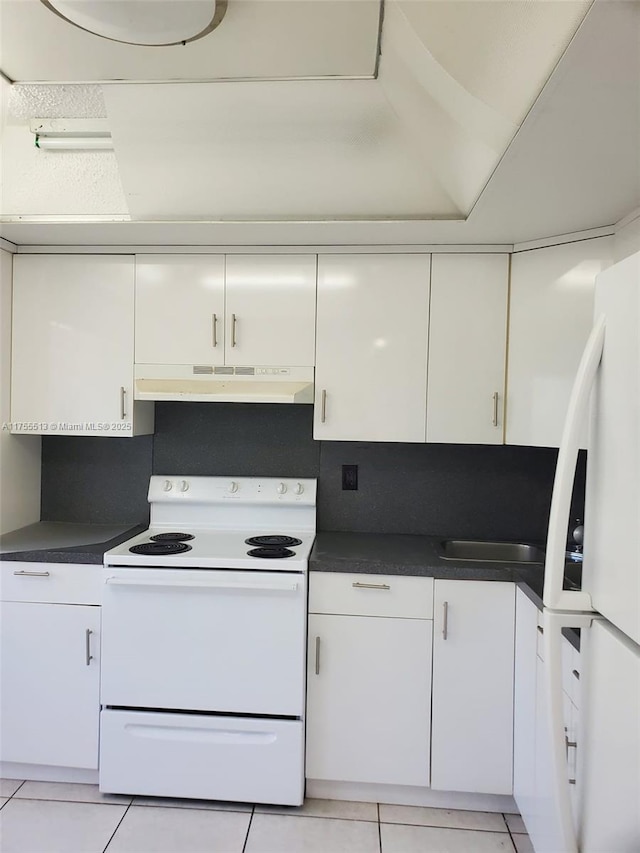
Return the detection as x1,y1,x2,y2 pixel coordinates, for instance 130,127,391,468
1,0,638,242
0,0,382,82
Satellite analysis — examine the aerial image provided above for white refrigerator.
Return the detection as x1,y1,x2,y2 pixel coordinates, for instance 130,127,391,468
521,251,640,852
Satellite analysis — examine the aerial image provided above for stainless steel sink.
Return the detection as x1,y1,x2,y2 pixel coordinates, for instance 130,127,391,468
440,539,545,564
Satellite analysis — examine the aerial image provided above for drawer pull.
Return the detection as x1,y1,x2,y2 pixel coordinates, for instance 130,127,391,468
537,625,544,635
320,389,327,423
572,669,580,680
85,629,93,666
315,636,321,675
120,386,127,420
13,570,50,577
351,582,390,590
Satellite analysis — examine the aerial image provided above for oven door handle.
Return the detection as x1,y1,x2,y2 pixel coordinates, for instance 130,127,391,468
104,577,300,592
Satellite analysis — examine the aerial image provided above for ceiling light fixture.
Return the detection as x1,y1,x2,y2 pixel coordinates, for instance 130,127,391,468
39,0,227,47
31,119,113,151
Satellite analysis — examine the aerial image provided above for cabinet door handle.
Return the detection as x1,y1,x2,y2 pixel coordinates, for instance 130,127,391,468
321,389,327,423
211,313,218,347
85,629,93,666
120,386,126,420
492,391,499,427
537,625,544,635
13,570,50,577
442,601,449,640
572,669,580,680
352,582,390,590
315,636,321,675
231,314,238,347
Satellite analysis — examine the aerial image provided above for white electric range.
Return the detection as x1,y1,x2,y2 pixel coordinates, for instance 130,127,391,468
99,475,317,806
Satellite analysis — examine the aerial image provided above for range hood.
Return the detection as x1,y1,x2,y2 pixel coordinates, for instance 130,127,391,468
134,365,314,404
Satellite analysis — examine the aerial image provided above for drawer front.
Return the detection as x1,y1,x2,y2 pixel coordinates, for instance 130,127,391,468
309,572,434,618
0,563,102,604
99,709,304,805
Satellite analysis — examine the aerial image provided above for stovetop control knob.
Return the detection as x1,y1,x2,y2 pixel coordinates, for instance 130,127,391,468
227,481,239,494
294,482,304,495
163,480,172,492
180,480,189,492
277,482,288,495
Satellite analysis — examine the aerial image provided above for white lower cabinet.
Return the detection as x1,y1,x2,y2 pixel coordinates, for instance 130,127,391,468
0,563,101,771
306,573,433,787
431,580,515,794
515,595,585,853
513,588,538,820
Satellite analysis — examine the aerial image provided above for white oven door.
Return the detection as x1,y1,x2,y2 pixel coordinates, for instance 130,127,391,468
101,568,306,717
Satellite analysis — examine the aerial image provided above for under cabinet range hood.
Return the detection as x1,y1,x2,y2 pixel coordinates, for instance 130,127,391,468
134,365,314,404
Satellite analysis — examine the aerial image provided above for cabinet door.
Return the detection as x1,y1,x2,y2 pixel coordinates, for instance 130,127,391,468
314,254,430,442
513,588,539,827
427,254,508,444
0,602,100,769
506,237,613,447
11,255,138,434
225,255,316,366
135,255,225,365
306,613,432,786
431,580,515,794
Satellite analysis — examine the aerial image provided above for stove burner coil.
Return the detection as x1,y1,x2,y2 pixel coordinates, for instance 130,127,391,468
247,547,296,559
245,535,302,548
150,532,195,542
129,541,193,555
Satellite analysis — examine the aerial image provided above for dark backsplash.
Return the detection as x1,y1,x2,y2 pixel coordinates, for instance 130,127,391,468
41,403,586,542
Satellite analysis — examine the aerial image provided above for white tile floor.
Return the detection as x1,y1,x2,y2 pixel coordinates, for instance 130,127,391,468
0,780,534,853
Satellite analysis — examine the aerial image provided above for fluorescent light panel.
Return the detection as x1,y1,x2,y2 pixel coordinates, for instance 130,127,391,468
35,135,113,150
30,118,113,151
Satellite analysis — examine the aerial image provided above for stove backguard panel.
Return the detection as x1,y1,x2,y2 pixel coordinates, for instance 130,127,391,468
40,402,585,543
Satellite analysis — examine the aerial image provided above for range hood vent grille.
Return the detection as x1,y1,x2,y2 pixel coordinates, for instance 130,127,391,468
135,364,314,404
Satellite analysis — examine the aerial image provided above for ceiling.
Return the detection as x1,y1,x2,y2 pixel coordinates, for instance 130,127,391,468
0,0,382,81
1,0,639,245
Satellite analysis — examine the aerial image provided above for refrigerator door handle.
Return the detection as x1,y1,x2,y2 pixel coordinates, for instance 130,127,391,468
543,314,606,611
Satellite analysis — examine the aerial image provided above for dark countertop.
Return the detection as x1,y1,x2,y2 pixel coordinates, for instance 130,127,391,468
309,531,542,584
0,522,146,565
2,525,557,617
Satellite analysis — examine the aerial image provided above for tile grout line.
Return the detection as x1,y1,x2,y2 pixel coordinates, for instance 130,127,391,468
503,812,519,853
241,804,255,853
379,821,513,834
102,801,132,853
377,802,382,853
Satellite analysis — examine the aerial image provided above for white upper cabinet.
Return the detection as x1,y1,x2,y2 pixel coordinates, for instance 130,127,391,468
314,254,431,442
225,255,317,366
135,255,225,366
135,254,317,368
506,237,613,447
427,254,509,444
11,255,153,436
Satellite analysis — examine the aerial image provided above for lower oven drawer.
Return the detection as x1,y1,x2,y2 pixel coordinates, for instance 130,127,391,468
99,709,304,805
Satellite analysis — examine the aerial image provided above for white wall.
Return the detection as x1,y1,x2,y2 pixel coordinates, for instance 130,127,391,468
0,247,41,534
613,209,640,262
